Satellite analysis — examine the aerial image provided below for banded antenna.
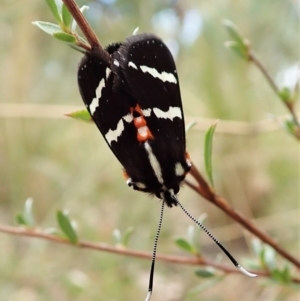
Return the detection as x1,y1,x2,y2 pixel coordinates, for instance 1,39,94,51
144,197,257,301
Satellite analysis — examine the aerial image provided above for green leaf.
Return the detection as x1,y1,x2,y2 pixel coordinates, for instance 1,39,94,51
112,229,122,245
204,121,218,187
223,19,245,46
270,266,291,284
56,211,78,244
185,121,197,133
32,21,61,35
259,246,266,267
271,269,282,282
66,109,93,123
278,87,292,103
62,3,72,28
175,238,197,254
15,198,35,227
224,41,248,60
23,197,35,226
45,0,62,24
15,213,27,226
132,27,139,35
283,119,298,138
263,246,276,270
53,32,76,43
187,225,195,245
123,227,134,246
282,265,291,283
195,269,215,278
196,213,208,225
251,238,263,257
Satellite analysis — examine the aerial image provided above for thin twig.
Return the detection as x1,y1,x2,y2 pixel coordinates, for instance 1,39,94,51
0,224,299,283
62,0,100,49
249,51,300,128
248,51,279,95
188,167,300,270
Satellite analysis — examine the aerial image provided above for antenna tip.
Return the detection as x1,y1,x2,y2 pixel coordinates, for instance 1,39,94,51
238,265,257,278
144,291,152,301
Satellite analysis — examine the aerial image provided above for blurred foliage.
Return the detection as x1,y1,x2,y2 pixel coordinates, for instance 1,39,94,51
0,0,299,300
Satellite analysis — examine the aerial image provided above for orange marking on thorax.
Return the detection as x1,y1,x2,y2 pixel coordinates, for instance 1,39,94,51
134,116,147,128
131,105,154,142
123,170,130,180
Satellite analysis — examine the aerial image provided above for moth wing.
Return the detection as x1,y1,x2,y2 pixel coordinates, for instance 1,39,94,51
113,34,187,173
77,47,160,188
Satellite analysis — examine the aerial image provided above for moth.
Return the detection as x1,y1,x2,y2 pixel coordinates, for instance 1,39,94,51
77,33,256,301
78,33,191,207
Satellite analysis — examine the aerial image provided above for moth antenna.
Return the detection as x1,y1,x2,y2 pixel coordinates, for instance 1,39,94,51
176,198,257,278
144,200,165,301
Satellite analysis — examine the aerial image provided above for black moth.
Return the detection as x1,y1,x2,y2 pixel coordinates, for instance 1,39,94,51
78,33,191,207
77,32,256,300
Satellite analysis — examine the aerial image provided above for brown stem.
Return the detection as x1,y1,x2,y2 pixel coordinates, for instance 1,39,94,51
62,0,100,49
188,165,300,270
248,52,279,95
0,224,299,283
75,38,91,52
249,51,300,129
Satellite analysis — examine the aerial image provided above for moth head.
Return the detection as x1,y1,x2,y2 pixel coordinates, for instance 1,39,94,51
157,188,178,208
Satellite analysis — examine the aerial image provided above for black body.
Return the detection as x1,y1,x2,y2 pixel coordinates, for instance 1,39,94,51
78,33,191,207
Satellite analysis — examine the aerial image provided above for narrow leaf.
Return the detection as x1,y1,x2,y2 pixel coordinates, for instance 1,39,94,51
198,213,208,224
53,32,76,43
132,27,139,35
224,41,248,60
271,269,282,282
66,109,93,123
271,266,292,284
223,19,245,46
283,119,298,138
45,0,62,24
123,227,134,246
204,121,218,187
24,197,35,226
195,269,215,278
251,238,263,256
278,87,292,103
185,121,197,133
282,265,291,283
259,247,266,267
32,21,61,35
15,198,35,226
175,238,197,254
56,211,78,244
263,246,276,270
187,225,195,245
15,213,27,226
112,229,122,245
62,4,72,28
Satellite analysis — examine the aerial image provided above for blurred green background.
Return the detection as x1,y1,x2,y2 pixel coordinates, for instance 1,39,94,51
0,0,299,300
